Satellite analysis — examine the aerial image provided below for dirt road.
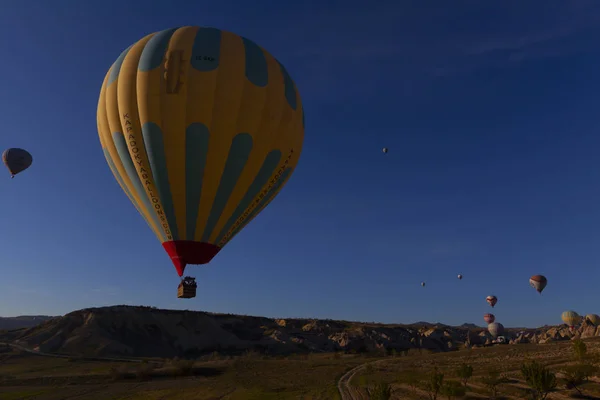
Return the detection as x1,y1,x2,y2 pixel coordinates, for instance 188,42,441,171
338,359,391,400
0,342,147,363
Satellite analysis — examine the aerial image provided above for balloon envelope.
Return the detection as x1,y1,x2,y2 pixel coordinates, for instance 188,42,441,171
488,322,504,339
97,27,304,276
2,148,32,177
484,313,495,324
586,314,600,326
561,311,581,327
529,275,548,293
486,295,497,308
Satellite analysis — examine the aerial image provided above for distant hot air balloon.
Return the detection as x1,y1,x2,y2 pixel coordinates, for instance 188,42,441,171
484,313,495,324
561,311,581,331
486,295,497,308
488,322,504,339
529,275,548,294
382,147,388,154
97,27,304,297
2,148,32,178
585,314,600,326
421,282,425,287
457,274,463,280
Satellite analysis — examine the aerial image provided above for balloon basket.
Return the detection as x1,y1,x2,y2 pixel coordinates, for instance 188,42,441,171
177,282,196,299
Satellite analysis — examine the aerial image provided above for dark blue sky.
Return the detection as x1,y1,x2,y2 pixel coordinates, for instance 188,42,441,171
0,0,599,328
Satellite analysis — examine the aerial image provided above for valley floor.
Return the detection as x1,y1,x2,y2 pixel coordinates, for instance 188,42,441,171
2,339,600,399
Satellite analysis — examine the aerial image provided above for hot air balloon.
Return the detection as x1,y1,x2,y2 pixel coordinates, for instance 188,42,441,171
421,282,425,287
97,27,304,298
457,274,463,280
382,147,388,154
484,313,495,324
488,322,504,339
529,275,547,294
2,148,32,178
561,311,581,331
585,314,600,326
486,295,497,308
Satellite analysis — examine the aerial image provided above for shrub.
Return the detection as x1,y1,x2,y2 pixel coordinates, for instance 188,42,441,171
135,363,154,380
403,370,420,393
440,380,466,400
170,359,194,376
562,363,598,396
521,361,557,400
480,368,508,399
366,382,393,400
108,366,129,381
358,375,369,387
456,363,473,387
233,349,261,370
572,339,587,360
423,367,444,400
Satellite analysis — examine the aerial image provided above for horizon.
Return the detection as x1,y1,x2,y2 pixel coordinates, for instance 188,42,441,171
1,1,600,328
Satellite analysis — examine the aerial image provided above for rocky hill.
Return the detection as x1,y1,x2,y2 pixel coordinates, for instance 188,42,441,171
459,323,481,329
0,306,594,359
0,315,54,330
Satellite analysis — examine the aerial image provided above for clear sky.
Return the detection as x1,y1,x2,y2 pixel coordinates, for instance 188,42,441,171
0,0,599,328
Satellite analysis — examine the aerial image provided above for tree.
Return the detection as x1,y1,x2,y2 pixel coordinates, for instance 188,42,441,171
456,363,473,387
521,361,557,400
424,367,444,400
440,380,466,400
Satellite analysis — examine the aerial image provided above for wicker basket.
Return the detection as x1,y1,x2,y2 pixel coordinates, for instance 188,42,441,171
177,282,196,299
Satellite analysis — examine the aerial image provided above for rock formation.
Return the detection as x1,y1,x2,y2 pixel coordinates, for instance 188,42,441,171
0,306,593,358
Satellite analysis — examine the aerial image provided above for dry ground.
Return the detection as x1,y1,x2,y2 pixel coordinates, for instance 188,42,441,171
1,339,600,399
350,337,600,399
0,349,362,400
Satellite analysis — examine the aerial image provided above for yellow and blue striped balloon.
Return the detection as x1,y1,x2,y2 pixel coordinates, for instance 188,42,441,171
97,26,304,276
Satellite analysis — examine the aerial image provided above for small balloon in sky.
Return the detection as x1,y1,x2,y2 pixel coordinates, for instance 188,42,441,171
2,148,32,179
529,275,547,294
484,313,495,324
